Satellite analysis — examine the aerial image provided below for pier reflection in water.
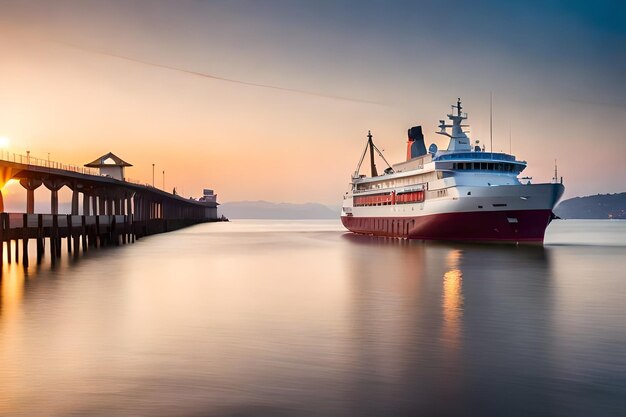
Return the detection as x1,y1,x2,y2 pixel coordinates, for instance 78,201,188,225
0,220,625,417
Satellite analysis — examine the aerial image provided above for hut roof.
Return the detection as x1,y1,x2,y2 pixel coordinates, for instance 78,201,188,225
85,152,133,167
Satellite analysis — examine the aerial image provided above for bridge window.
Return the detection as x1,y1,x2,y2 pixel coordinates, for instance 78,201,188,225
447,161,520,172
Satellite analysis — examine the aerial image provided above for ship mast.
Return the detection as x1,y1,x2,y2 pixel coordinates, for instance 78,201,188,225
368,131,378,177
552,159,558,183
354,131,393,178
490,92,493,152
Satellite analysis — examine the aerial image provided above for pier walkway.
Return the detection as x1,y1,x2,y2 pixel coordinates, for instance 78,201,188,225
0,151,218,266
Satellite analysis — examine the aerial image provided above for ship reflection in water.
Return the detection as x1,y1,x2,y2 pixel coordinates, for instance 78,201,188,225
442,249,463,352
0,220,625,417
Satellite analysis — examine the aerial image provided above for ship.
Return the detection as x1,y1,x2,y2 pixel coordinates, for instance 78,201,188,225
341,98,564,243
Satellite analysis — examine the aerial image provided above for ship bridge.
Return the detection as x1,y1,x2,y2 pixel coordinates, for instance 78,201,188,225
434,152,527,174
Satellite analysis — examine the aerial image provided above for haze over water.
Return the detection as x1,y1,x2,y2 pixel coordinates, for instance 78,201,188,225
0,220,625,416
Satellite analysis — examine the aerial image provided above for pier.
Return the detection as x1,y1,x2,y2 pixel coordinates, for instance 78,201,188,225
0,151,218,266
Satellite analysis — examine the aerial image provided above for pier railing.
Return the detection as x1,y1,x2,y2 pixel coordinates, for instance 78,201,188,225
124,177,157,188
0,150,99,176
0,151,164,191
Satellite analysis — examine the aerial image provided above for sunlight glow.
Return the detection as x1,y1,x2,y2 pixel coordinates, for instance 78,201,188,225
0,168,19,190
1,179,19,191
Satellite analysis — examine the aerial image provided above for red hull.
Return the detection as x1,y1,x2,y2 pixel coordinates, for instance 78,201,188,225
341,209,554,242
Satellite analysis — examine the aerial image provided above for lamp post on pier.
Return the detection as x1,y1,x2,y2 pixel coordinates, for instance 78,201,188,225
152,163,155,187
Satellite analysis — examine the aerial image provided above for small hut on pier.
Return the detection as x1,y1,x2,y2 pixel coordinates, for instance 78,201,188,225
85,152,132,181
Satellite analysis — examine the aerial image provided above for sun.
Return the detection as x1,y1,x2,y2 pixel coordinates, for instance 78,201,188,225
0,136,10,148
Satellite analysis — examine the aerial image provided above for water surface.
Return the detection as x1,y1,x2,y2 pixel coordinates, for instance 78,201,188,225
1,220,625,416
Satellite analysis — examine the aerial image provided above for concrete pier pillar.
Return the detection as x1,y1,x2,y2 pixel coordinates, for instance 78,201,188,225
83,192,91,216
67,215,72,253
73,227,80,258
133,195,139,221
22,214,29,267
71,188,79,215
95,216,101,247
27,189,34,213
19,178,43,214
81,216,87,253
50,216,57,263
126,195,133,217
43,179,67,215
98,196,106,215
51,190,59,215
37,214,44,263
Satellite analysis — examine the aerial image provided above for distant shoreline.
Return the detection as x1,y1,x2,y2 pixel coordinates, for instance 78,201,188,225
554,193,626,219
219,201,340,220
219,194,626,220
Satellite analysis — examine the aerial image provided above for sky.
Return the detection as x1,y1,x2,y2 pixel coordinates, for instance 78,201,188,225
0,0,624,205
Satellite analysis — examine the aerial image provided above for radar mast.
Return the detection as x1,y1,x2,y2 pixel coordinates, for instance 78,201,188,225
436,98,472,152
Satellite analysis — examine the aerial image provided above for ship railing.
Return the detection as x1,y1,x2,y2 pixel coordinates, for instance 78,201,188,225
434,152,521,163
353,183,426,195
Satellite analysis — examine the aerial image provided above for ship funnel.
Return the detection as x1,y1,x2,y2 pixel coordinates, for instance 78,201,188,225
406,126,427,160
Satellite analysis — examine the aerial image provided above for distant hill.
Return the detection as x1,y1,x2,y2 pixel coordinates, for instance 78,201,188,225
219,201,341,219
554,193,626,219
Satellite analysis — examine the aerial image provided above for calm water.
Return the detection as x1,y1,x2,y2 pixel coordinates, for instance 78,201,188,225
1,220,625,417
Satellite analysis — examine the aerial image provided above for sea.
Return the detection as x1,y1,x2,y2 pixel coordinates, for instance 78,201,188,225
0,219,625,417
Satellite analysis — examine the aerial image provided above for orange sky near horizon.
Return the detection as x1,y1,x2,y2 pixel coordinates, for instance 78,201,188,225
0,1,624,206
